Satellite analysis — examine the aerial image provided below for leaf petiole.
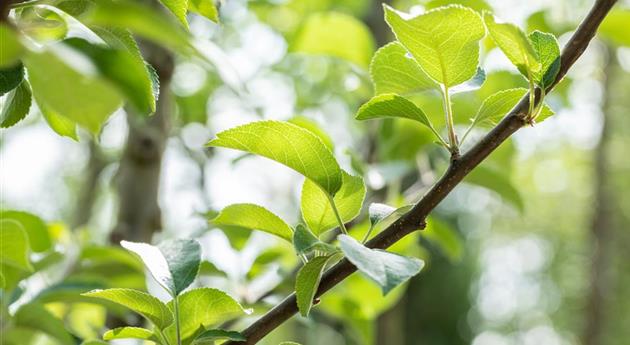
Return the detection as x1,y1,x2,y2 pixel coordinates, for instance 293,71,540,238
327,195,348,234
441,85,459,155
173,295,182,345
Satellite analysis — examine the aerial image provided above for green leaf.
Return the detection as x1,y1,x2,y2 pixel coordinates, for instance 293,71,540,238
159,0,189,27
528,31,560,88
193,329,246,344
369,41,436,95
0,219,32,271
279,343,302,345
472,88,553,127
0,24,25,68
292,12,374,68
0,64,24,96
210,203,293,242
81,341,109,345
36,96,78,140
367,203,411,230
301,171,366,236
465,165,524,212
0,210,51,252
188,0,219,23
82,288,174,329
208,120,342,196
24,48,123,134
104,327,156,341
356,93,431,129
121,239,201,296
384,5,485,87
64,38,156,113
484,13,540,78
425,0,491,12
166,288,250,341
293,224,338,257
296,255,335,317
14,303,74,345
1,80,31,128
85,0,192,54
338,234,424,295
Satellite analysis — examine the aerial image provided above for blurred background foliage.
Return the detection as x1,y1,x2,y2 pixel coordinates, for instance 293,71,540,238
1,0,630,344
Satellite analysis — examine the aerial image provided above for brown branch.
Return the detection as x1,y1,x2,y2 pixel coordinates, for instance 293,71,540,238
225,1,618,343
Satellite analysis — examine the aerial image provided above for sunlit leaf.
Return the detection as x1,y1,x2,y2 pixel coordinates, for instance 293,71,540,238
188,0,219,23
472,88,553,127
83,288,173,329
208,120,342,196
0,210,51,252
121,239,201,296
356,93,431,129
384,5,485,87
0,64,24,96
159,0,189,27
528,31,560,88
449,67,486,94
484,13,541,78
35,95,78,140
0,80,31,128
338,235,424,294
24,47,123,134
64,38,156,113
301,171,366,236
292,12,374,68
0,219,32,271
288,116,334,151
210,203,293,242
369,42,436,95
296,255,335,317
166,288,251,341
0,24,25,68
293,224,338,257
103,327,156,341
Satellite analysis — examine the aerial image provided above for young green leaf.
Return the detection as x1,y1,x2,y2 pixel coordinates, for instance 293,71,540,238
528,31,561,88
296,255,335,317
193,329,246,344
356,93,431,129
293,224,338,256
210,203,293,242
301,171,366,236
24,48,123,134
0,219,33,271
85,0,192,54
188,0,219,23
369,42,436,95
103,327,157,341
0,64,24,96
367,203,412,230
159,0,189,27
121,239,201,296
338,235,424,294
472,88,553,127
208,120,342,196
35,96,78,140
384,5,485,87
63,38,156,113
82,288,173,329
165,288,251,341
292,12,374,68
484,14,541,78
288,116,334,151
1,80,31,128
0,24,25,68
0,210,51,252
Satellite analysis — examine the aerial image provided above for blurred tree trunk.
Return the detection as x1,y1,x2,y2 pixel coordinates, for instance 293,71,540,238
581,46,616,345
72,140,108,229
111,41,174,243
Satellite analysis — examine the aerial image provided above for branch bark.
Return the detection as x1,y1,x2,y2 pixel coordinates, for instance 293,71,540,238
225,1,618,343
